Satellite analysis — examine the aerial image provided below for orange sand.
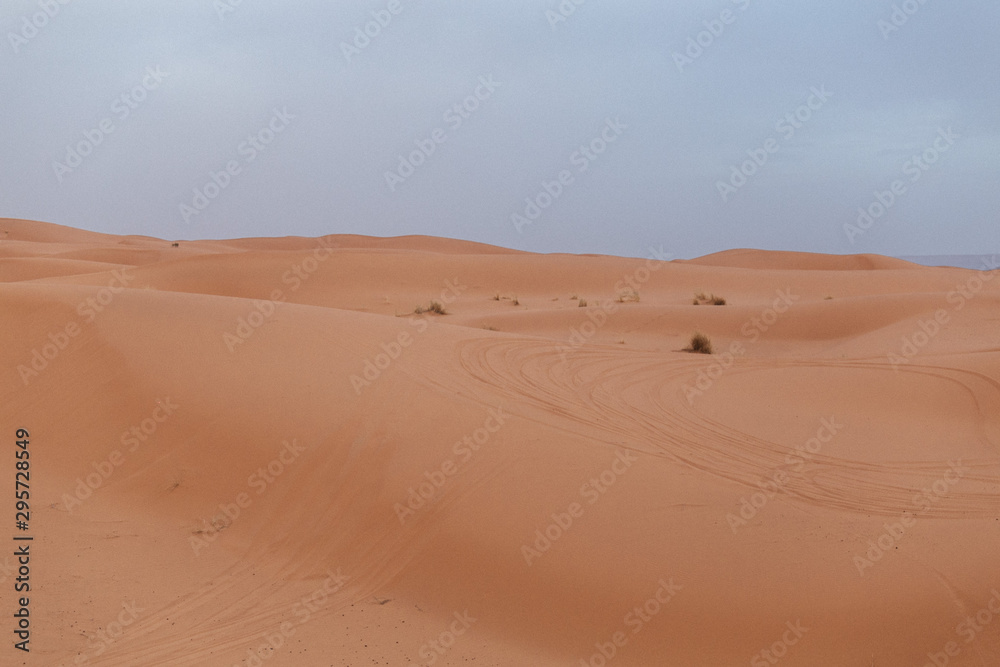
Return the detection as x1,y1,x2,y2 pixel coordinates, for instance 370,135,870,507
1,218,998,666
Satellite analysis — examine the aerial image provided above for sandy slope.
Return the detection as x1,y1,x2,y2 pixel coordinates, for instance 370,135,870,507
1,218,998,666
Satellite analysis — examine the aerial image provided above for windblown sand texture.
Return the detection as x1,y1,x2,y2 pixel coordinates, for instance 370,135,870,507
2,219,999,666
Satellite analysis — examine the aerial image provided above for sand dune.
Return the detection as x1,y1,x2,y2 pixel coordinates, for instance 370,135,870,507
2,219,998,666
684,248,921,271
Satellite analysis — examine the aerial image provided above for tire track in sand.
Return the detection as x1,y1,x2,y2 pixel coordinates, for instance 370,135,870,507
452,338,1000,519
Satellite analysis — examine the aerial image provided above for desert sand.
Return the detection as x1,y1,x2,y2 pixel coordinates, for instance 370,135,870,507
2,218,999,666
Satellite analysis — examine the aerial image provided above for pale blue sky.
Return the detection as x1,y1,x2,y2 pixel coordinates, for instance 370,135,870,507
2,1,997,258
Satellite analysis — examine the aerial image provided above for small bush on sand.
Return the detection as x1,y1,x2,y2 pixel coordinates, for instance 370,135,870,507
687,332,713,354
693,292,726,306
578,299,588,307
415,301,447,315
617,288,640,303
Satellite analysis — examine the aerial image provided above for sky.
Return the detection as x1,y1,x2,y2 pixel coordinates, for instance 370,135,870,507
1,0,997,260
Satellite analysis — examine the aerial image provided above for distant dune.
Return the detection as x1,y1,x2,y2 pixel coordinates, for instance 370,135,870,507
2,218,999,666
898,254,1000,271
685,248,922,271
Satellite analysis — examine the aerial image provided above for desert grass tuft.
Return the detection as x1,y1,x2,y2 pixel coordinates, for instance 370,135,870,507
687,332,713,354
415,301,447,315
616,288,640,303
693,292,726,306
